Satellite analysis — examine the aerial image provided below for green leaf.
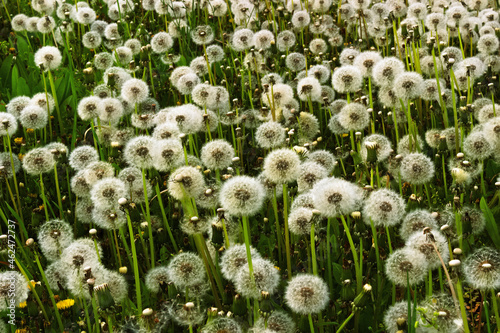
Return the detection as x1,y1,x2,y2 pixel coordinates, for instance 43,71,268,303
11,65,18,97
480,197,500,248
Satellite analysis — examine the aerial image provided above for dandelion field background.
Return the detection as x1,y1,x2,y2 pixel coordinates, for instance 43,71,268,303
2,0,500,331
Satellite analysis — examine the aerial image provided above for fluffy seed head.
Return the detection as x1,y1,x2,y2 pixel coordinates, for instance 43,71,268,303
255,121,286,149
220,176,265,216
332,65,363,93
394,72,424,100
400,209,439,240
363,189,406,227
22,147,55,175
463,247,500,290
285,274,329,315
235,258,280,299
400,153,435,185
167,252,205,289
385,247,428,286
124,135,154,169
90,177,127,210
407,230,449,269
35,46,62,71
312,177,362,218
220,244,262,281
201,139,235,170
168,166,206,200
263,149,301,183
121,78,149,105
38,219,74,262
337,102,369,131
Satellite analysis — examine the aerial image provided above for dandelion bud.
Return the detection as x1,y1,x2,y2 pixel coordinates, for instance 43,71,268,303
89,229,97,235
440,224,449,231
118,198,128,205
352,284,372,309
453,248,462,255
142,308,154,316
351,211,361,219
87,278,95,286
456,152,464,159
449,259,461,267
26,238,34,247
140,222,149,229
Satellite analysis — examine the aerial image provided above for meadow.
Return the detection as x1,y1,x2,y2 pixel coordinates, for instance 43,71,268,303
1,0,500,331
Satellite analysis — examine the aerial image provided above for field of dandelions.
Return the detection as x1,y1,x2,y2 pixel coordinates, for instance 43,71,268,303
2,0,500,331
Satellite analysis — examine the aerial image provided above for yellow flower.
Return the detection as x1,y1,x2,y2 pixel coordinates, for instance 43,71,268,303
14,137,24,144
56,299,75,310
15,329,27,333
18,301,27,308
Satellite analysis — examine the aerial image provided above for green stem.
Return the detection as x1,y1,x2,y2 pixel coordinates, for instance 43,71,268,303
283,183,292,280
125,207,142,313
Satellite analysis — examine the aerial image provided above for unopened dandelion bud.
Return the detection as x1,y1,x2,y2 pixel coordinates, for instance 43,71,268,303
87,278,95,286
232,157,240,163
26,238,34,247
263,217,269,223
351,211,361,219
118,198,128,206
232,294,247,316
142,308,153,316
449,259,461,267
440,224,449,231
352,284,372,309
140,222,149,229
89,228,97,235
495,182,500,188
119,266,127,274
456,152,464,159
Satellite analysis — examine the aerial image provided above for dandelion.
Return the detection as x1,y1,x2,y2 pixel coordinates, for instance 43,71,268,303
0,272,29,310
354,51,382,77
263,149,301,183
60,238,102,270
103,67,132,90
7,96,31,119
261,83,294,110
360,134,392,162
201,317,242,333
372,57,405,87
397,134,424,155
11,14,28,31
235,258,280,299
308,65,330,84
19,105,48,130
38,219,74,262
68,146,98,171
363,189,405,227
124,136,154,169
31,92,55,115
393,72,424,100
253,310,296,333
167,252,205,288
99,98,123,125
90,177,127,210
312,177,362,218
277,30,296,52
307,150,336,173
200,139,234,170
220,244,262,281
0,152,20,179
297,77,322,102
232,29,254,51
151,139,184,172
288,207,314,235
406,230,449,269
166,105,204,134
309,39,328,55
385,247,428,286
168,302,205,327
297,162,328,193
399,209,439,240
93,207,127,230
22,147,55,175
83,161,115,186
463,247,500,290
36,15,56,34
463,131,493,160
285,274,329,315
418,294,463,333
220,176,265,216
400,153,435,185
168,166,206,200
94,52,114,70
291,11,310,29
383,301,411,333
332,65,363,93
337,103,370,131
121,79,149,105
285,53,306,72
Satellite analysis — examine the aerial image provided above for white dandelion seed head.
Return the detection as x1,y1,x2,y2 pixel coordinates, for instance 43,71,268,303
285,274,329,315
400,153,435,185
232,28,255,52
38,219,74,262
297,77,322,102
312,177,362,218
406,230,449,270
363,188,406,227
220,175,265,216
263,148,301,183
337,102,369,131
360,134,392,162
77,96,103,121
83,161,115,186
69,146,99,171
372,57,405,87
152,138,184,172
277,30,296,52
463,247,500,290
99,98,124,125
200,139,235,170
168,166,206,200
167,252,206,289
22,147,55,175
332,65,363,94
220,243,263,281
19,105,48,130
121,78,149,105
124,135,154,169
12,14,28,31
399,209,439,240
385,247,428,286
393,71,424,101
297,161,328,193
60,238,102,270
235,258,280,299
90,177,127,210
94,52,114,70
397,134,424,155
0,272,29,310
6,96,31,119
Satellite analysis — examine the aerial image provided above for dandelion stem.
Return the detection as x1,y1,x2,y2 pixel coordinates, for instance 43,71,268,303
283,183,292,280
340,215,362,294
125,207,142,314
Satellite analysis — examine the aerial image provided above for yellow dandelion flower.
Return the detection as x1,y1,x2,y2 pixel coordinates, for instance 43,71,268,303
15,329,27,333
18,301,27,308
56,299,75,310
